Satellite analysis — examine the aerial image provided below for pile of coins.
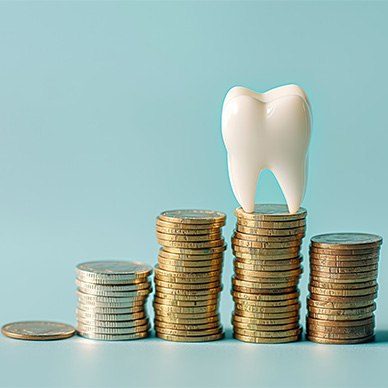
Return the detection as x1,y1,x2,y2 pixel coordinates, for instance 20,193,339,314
76,261,153,340
154,210,226,342
231,204,306,343
306,233,383,344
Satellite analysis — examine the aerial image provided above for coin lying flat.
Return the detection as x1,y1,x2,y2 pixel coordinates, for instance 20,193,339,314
156,332,224,342
233,332,301,344
311,233,383,250
159,210,226,225
234,204,307,222
2,321,75,341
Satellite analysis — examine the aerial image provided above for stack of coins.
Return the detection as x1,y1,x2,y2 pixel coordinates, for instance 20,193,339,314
76,261,153,341
231,204,306,343
153,210,226,342
306,233,383,344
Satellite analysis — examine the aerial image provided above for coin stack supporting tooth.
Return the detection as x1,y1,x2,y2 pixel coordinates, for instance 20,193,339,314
153,210,227,342
306,233,383,344
231,204,307,343
76,261,153,341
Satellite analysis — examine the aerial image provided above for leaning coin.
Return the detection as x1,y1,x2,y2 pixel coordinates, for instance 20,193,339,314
306,334,374,344
1,321,75,341
158,210,226,225
236,224,305,237
311,233,383,250
78,331,149,341
233,333,300,343
156,332,224,342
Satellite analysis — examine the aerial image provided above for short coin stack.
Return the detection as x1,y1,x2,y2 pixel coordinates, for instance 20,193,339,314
306,233,383,344
154,210,226,342
231,204,306,343
76,261,153,340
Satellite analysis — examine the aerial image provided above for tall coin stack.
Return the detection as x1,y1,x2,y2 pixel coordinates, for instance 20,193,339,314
306,233,383,344
154,210,226,342
76,261,153,340
231,204,306,343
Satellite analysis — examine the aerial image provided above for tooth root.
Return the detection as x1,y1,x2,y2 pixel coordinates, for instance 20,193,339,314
272,161,306,214
228,156,259,213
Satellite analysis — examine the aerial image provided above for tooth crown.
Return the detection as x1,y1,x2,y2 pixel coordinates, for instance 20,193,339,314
222,85,311,214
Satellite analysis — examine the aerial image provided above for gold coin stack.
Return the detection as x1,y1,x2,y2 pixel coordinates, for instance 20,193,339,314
306,233,383,344
76,261,153,341
153,210,227,342
231,204,307,343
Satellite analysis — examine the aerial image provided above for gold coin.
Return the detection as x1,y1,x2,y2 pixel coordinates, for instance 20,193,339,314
158,256,223,269
158,210,226,225
235,273,300,285
156,217,224,230
234,309,299,319
310,264,378,274
158,238,225,249
232,285,297,294
231,290,299,301
1,321,76,341
163,245,227,255
153,297,218,307
156,225,222,235
232,237,301,249
306,334,374,344
156,332,224,342
154,279,221,290
311,233,383,250
309,251,379,261
233,245,300,256
237,218,306,229
233,332,300,343
233,297,299,307
154,310,219,319
233,327,301,338
310,271,378,283
155,315,220,325
307,329,374,340
306,316,375,327
310,257,379,268
235,302,300,314
308,293,377,304
154,266,222,280
155,286,222,297
233,251,300,261
232,277,298,289
309,279,377,290
236,224,306,237
309,246,380,256
232,313,300,326
233,231,303,243
234,259,301,272
306,323,374,335
234,204,307,221
156,231,222,242
153,303,218,314
307,297,376,309
155,325,223,337
309,285,378,297
155,274,221,285
308,311,373,321
235,267,303,279
159,249,224,261
158,262,223,273
155,292,220,303
232,320,300,331
154,320,220,331
308,304,376,316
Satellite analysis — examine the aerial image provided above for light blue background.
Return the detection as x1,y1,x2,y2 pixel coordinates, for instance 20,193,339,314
0,1,387,387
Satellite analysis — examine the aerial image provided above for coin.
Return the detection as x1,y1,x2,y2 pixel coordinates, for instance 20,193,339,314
307,304,376,316
235,302,300,314
235,273,300,285
154,279,221,290
76,291,148,307
159,210,226,225
156,226,222,235
310,271,378,283
310,257,379,268
76,279,151,292
309,280,377,290
233,285,297,294
309,293,377,303
158,256,223,268
77,304,144,314
232,320,300,331
156,332,224,342
153,303,218,314
155,286,222,297
308,312,373,321
307,297,375,309
155,326,223,337
76,318,149,328
154,320,220,331
158,262,223,273
311,233,383,250
153,310,218,319
154,266,222,280
233,246,300,256
79,331,149,341
307,329,374,340
234,327,302,338
153,297,218,307
306,316,375,327
158,238,225,249
310,264,378,274
306,324,374,336
235,204,307,221
234,259,302,272
234,310,299,319
1,321,75,341
309,285,378,297
232,314,300,325
158,249,224,261
306,334,374,344
310,247,380,256
237,218,306,229
233,231,303,243
231,290,299,301
163,245,227,255
156,218,224,230
77,323,150,335
155,315,220,325
236,224,306,237
156,231,222,242
76,310,146,321
234,267,303,279
233,333,300,343
232,278,298,289
76,261,152,283
233,297,299,307
232,237,301,249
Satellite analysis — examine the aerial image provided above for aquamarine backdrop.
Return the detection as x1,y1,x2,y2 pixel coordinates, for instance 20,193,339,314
0,2,387,387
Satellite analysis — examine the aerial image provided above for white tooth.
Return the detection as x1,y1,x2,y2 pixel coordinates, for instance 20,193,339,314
221,85,311,214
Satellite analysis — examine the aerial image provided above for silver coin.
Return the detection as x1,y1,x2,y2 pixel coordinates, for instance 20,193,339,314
77,323,150,335
77,318,149,328
76,260,153,283
76,279,151,292
77,304,145,314
77,291,148,306
76,285,152,297
78,331,150,341
77,310,146,321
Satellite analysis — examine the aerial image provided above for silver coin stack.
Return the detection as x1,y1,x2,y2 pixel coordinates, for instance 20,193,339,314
76,261,153,340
